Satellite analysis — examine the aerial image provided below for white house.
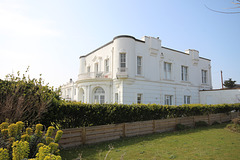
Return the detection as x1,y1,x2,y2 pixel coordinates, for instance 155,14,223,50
61,35,212,105
200,89,240,104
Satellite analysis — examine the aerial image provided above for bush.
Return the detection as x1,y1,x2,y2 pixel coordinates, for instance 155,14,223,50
0,121,63,159
176,124,190,131
195,121,209,127
40,102,240,129
226,118,240,133
232,118,240,125
212,121,220,125
0,68,61,124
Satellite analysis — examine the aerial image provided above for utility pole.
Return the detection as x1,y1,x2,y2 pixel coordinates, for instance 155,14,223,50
221,70,223,89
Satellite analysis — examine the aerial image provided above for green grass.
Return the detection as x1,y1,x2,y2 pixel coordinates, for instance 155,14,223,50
60,123,240,160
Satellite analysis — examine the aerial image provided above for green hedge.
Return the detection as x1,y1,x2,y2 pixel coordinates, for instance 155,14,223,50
40,103,240,129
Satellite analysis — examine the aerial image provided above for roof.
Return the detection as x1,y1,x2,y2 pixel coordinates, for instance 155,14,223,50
79,35,211,61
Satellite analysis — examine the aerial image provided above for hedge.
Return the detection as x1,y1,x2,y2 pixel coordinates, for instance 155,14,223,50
40,102,240,129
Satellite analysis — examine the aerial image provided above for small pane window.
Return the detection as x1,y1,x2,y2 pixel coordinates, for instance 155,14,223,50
87,66,90,73
184,96,191,104
115,93,118,103
137,94,142,104
137,56,142,75
105,59,109,73
95,63,98,73
202,70,207,84
120,53,126,71
164,62,171,80
165,95,173,105
181,66,188,81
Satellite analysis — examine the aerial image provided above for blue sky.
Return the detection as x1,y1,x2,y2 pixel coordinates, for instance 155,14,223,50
0,0,239,88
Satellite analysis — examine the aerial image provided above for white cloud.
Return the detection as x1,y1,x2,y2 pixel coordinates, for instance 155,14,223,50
0,1,61,37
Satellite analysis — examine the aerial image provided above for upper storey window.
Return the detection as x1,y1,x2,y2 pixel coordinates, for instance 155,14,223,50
137,56,142,75
164,62,172,80
95,63,99,73
120,53,126,72
181,66,188,81
87,66,90,73
105,59,109,73
202,70,207,84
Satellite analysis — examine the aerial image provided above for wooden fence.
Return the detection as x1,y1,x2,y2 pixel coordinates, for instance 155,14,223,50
59,112,239,148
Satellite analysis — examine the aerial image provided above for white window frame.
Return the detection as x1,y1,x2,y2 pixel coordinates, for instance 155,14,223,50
95,63,99,73
137,56,142,75
120,53,126,72
181,66,188,81
87,66,90,73
115,93,118,103
164,62,172,80
202,70,207,84
137,93,142,104
94,87,105,104
164,95,173,105
184,95,191,104
105,59,109,73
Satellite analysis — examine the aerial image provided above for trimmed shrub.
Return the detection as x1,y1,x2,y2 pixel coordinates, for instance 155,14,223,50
195,121,209,127
40,102,240,129
176,124,190,131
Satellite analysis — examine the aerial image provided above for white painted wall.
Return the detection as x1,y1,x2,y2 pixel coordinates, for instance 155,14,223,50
61,35,213,105
200,89,240,104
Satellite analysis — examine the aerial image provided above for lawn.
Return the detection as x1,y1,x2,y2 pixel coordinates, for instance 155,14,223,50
60,123,240,160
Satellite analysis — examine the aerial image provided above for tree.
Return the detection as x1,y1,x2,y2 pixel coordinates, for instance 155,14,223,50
223,78,236,88
0,67,61,124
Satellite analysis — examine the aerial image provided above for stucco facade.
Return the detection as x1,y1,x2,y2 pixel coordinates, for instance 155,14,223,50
61,35,212,105
200,89,240,104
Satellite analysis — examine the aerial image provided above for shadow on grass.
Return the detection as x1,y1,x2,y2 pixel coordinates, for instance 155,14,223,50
60,123,229,160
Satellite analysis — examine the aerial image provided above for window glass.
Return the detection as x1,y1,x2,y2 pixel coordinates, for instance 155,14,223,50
164,95,173,105
202,70,207,83
181,66,188,81
137,56,142,75
164,62,171,79
184,96,191,104
120,53,126,71
137,94,142,104
105,59,109,73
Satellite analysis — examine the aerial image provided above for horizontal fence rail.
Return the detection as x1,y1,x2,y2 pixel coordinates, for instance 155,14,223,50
59,112,239,148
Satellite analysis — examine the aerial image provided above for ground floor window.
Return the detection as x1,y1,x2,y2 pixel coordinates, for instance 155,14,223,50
115,93,118,103
78,88,84,102
184,95,191,104
165,95,173,105
94,87,105,104
137,94,142,104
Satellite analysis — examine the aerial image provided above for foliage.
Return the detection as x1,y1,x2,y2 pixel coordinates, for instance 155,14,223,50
35,145,61,160
12,140,29,160
40,102,240,129
0,148,9,160
0,68,61,124
223,78,236,88
175,124,190,131
212,121,220,125
0,121,63,159
195,121,209,127
226,118,240,133
232,118,240,125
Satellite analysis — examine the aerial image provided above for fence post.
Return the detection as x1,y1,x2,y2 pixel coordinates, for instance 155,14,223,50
82,127,86,145
153,120,156,133
122,123,126,137
220,113,222,123
208,114,210,125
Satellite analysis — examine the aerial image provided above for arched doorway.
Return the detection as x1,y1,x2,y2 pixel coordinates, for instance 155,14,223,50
78,88,84,102
93,87,105,104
